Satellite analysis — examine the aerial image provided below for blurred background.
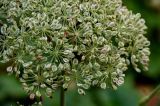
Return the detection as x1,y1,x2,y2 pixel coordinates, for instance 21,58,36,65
0,0,160,106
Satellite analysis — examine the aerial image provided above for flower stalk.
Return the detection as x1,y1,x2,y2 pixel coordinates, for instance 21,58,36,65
139,84,160,106
60,85,65,106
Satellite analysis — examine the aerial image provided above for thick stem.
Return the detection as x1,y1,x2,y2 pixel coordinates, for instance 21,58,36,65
60,86,65,106
139,84,160,106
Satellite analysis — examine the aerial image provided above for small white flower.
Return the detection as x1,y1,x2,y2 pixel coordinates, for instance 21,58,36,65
101,45,111,53
96,71,103,77
118,42,125,47
78,89,85,95
92,80,98,86
29,93,35,100
116,77,124,86
51,65,57,72
73,59,78,65
46,88,52,96
65,76,70,81
107,22,115,27
23,62,33,68
7,66,13,72
100,83,106,89
40,84,46,88
63,58,69,63
43,72,49,78
36,91,41,97
39,36,47,41
63,83,68,89
44,63,52,69
82,84,90,89
58,63,63,70
79,4,84,11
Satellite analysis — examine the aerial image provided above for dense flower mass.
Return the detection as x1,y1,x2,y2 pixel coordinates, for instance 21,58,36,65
0,0,150,97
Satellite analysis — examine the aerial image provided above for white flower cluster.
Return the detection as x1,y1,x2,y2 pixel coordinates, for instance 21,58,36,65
0,0,150,97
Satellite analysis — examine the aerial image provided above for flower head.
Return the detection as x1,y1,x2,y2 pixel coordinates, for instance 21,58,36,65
0,0,150,97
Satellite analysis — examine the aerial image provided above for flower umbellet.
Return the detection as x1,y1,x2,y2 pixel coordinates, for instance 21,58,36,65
0,0,150,98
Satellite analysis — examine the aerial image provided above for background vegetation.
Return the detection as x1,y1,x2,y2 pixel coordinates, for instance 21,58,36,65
0,0,160,106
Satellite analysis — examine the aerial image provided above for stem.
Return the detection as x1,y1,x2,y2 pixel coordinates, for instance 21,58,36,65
139,84,160,106
60,86,65,106
60,70,65,106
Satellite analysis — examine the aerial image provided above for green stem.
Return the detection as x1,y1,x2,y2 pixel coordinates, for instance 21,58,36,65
60,86,65,106
60,70,65,106
139,84,160,106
